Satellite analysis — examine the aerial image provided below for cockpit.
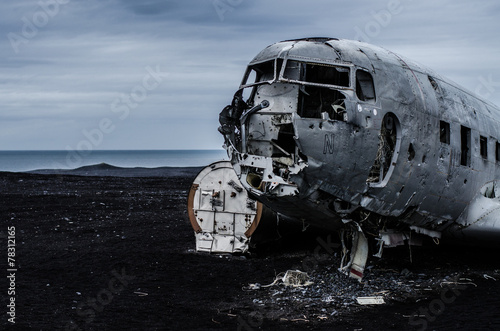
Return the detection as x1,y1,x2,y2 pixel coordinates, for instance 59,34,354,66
239,58,353,121
238,57,375,120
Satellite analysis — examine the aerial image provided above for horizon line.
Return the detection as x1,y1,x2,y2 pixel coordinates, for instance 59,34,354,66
0,148,226,152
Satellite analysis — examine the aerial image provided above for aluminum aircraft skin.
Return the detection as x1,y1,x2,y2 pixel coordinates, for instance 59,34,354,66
217,37,500,279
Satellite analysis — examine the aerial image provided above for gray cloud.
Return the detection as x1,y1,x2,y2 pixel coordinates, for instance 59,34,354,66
1,0,499,150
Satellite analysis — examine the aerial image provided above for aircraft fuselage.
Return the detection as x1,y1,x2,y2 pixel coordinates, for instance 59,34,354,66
219,38,500,243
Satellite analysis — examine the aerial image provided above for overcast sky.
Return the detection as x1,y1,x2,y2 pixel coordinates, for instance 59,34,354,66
1,0,499,150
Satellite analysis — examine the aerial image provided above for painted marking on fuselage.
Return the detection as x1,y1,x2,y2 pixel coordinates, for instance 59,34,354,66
324,134,334,154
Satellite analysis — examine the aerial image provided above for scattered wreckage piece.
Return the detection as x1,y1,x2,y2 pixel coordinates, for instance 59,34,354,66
187,161,262,253
245,270,313,290
356,296,385,305
338,227,370,282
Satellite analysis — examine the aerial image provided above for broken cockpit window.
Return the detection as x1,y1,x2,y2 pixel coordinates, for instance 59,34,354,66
240,60,281,103
282,60,350,88
241,60,277,86
281,60,349,120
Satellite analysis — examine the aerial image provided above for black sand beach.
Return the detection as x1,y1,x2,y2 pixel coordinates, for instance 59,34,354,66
1,165,500,330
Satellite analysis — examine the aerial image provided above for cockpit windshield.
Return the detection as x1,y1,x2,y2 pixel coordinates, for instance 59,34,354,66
241,59,351,89
238,58,351,106
240,60,278,88
282,60,350,88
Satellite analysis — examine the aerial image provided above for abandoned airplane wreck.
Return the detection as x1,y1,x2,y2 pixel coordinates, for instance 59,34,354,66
189,37,500,280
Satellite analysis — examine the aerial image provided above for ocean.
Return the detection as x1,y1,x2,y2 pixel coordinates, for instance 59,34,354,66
0,150,228,172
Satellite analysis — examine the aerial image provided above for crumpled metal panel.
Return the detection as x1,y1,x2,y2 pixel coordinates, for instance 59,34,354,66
292,115,377,198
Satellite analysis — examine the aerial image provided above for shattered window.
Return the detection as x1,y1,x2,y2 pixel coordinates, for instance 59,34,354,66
460,126,471,166
241,60,276,87
298,85,346,120
282,60,350,88
241,60,278,102
480,136,488,159
356,70,376,103
283,60,301,81
496,141,500,162
428,76,440,92
440,121,450,144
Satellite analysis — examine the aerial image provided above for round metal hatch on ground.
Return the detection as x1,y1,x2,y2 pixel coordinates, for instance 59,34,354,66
187,161,263,253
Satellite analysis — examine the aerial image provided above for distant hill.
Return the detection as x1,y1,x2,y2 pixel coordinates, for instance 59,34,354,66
26,163,202,178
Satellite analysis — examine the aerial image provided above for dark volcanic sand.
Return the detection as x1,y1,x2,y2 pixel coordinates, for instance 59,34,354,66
1,167,500,330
